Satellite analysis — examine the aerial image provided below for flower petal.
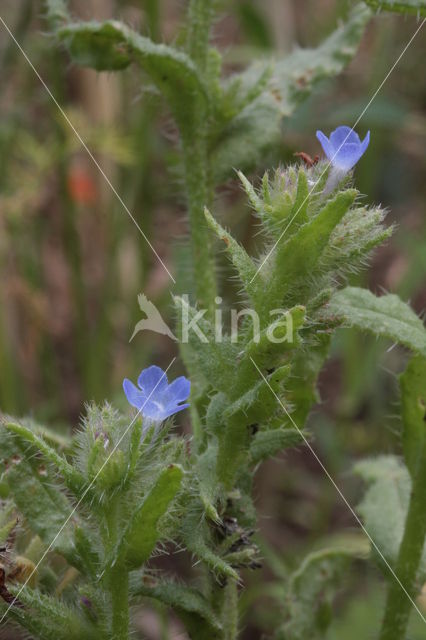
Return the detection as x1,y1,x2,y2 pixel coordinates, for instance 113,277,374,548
329,125,360,150
161,403,190,420
332,143,365,171
137,365,168,394
123,378,146,410
163,376,191,404
360,130,370,154
316,130,333,160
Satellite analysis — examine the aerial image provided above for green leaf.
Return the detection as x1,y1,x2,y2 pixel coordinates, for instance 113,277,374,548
180,507,239,580
354,455,426,577
400,356,426,478
205,207,263,306
56,20,207,133
326,287,426,356
364,0,426,16
119,464,183,569
250,425,306,464
133,579,222,640
211,4,371,179
196,442,222,523
267,190,357,308
174,295,239,394
276,546,363,640
0,425,75,561
4,421,86,497
1,585,97,640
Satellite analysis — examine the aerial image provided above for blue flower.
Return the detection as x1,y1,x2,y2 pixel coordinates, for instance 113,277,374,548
316,126,370,172
123,365,190,422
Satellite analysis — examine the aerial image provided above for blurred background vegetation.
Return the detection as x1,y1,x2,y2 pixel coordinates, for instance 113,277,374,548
0,1,425,638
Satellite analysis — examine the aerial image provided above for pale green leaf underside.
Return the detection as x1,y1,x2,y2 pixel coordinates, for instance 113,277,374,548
211,4,371,178
364,0,426,16
277,547,362,640
327,286,426,356
354,455,426,578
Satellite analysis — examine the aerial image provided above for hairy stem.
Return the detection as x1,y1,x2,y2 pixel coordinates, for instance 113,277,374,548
109,563,129,640
103,499,129,640
379,450,426,640
182,132,217,320
181,0,217,318
222,579,239,640
186,0,216,71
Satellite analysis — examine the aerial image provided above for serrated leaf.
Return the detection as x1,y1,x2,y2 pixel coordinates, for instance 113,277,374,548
400,356,426,478
211,4,371,179
326,287,426,355
133,580,222,640
364,0,426,16
56,20,207,133
119,464,183,569
354,455,426,577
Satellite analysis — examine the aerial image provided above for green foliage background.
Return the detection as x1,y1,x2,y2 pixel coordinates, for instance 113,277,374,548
0,1,425,639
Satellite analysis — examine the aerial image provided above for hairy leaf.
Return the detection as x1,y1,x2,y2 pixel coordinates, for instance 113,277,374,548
133,580,222,640
354,455,426,577
326,287,426,355
266,190,357,308
1,585,97,640
276,546,362,640
364,0,426,15
5,422,86,497
56,20,207,134
0,425,75,561
250,425,306,464
211,4,371,179
119,464,183,569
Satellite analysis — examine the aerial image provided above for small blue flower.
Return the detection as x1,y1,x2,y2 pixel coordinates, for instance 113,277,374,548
316,126,370,172
123,365,190,422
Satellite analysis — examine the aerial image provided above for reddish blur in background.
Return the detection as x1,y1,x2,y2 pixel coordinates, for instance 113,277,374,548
0,1,425,638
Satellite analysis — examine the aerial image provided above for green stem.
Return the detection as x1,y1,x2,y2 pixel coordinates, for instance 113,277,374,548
222,579,239,640
182,132,217,319
379,450,426,640
102,500,129,640
182,0,217,318
109,563,129,640
186,0,216,71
